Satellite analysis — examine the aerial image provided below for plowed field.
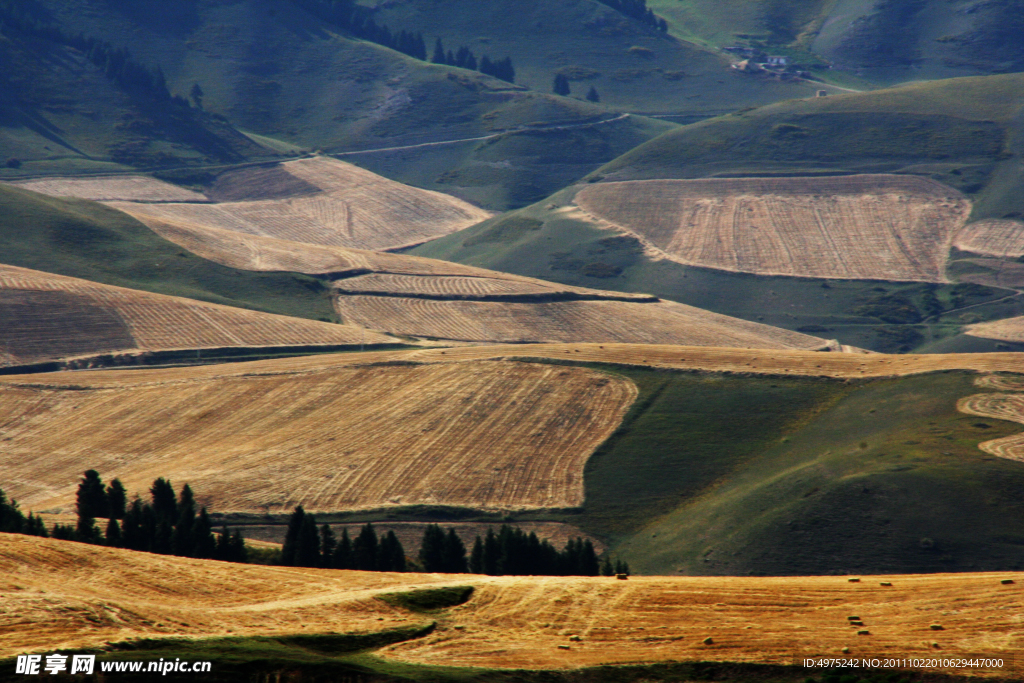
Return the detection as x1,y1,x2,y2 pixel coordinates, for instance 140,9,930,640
3,535,1021,677
0,264,395,366
0,360,636,514
108,157,492,251
333,296,828,348
575,175,969,282
5,176,207,202
954,219,1024,258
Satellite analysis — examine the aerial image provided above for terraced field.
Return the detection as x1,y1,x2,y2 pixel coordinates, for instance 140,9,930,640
954,219,1024,258
0,264,395,367
107,157,493,251
6,176,207,203
333,295,827,347
0,360,636,514
2,535,1021,677
575,175,970,282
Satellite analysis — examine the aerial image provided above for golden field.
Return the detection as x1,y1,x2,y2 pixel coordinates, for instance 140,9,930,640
1,535,1021,676
107,157,492,251
6,176,207,203
0,359,636,514
575,174,970,282
0,264,396,367
953,219,1024,258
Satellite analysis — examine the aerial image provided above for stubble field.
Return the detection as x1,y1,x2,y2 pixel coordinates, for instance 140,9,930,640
2,535,1021,677
0,360,636,514
575,174,970,282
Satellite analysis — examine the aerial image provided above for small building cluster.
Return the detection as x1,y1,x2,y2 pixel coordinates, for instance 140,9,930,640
725,47,809,81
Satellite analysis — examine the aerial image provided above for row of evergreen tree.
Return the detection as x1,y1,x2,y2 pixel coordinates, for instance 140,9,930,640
0,471,246,563
596,0,669,32
290,0,516,83
552,74,600,102
280,507,629,577
0,1,174,103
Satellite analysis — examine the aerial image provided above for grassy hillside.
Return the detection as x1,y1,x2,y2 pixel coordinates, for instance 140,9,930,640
357,0,830,114
557,365,1024,576
0,185,337,320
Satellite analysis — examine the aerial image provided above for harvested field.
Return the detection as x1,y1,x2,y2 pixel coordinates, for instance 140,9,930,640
954,219,1024,258
966,316,1024,344
3,535,1022,677
0,264,395,367
958,390,1024,462
6,176,207,203
107,157,492,251
332,296,828,348
975,375,1024,391
6,344,1023,391
575,175,969,282
0,360,636,514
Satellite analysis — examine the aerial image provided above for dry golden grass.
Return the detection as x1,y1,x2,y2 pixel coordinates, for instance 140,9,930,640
0,360,636,515
954,219,1024,258
5,176,208,202
0,264,395,366
332,297,828,348
966,316,1024,344
107,157,492,251
575,175,969,282
0,533,438,659
3,535,1022,677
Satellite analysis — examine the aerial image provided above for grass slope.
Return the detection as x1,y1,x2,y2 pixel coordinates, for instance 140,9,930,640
0,185,337,321
563,366,1024,576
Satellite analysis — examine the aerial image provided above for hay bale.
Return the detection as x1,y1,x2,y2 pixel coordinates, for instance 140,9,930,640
703,637,714,645
848,578,861,583
569,635,582,642
857,630,870,636
930,624,944,630
616,573,629,580
847,615,861,621
557,644,571,650
880,581,892,586
1001,579,1015,585
841,647,850,654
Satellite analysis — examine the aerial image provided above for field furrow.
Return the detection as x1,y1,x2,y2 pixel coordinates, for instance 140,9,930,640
954,219,1024,258
0,361,637,514
957,392,1024,462
975,375,1024,391
575,175,969,282
0,264,396,366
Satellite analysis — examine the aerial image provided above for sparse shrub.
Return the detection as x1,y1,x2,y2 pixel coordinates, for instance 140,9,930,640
5,158,21,169
581,262,622,278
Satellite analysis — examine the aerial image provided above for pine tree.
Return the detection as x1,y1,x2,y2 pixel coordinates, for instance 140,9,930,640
601,556,614,576
189,82,204,109
431,37,445,64
229,530,247,563
319,524,336,568
153,521,173,554
281,505,306,566
552,73,571,96
483,528,499,575
586,86,600,103
150,478,177,524
76,469,107,520
442,528,467,573
418,524,446,572
378,530,406,572
172,484,196,556
353,523,378,570
76,514,100,544
0,488,26,533
615,560,630,576
332,528,353,569
469,536,484,574
297,514,321,567
105,518,122,546
580,540,600,576
25,513,48,537
122,498,144,551
216,525,231,561
106,479,127,519
193,508,216,559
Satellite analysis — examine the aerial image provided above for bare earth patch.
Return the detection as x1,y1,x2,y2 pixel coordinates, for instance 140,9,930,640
0,360,636,514
575,174,969,282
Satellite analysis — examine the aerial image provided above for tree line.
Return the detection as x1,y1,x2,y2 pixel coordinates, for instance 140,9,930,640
596,0,669,32
290,0,516,82
0,470,246,563
279,507,629,577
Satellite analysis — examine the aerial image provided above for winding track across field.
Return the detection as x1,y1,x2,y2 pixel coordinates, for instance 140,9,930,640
2,535,1021,676
958,379,1024,463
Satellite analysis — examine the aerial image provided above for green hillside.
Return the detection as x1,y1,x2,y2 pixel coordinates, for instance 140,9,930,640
0,185,337,321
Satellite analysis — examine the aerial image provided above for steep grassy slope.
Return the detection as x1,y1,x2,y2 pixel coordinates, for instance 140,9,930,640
0,185,338,321
0,18,270,176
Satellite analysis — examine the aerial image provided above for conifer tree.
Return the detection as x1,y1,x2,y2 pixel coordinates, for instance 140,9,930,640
150,478,177,524
431,37,445,64
418,524,446,572
601,556,614,576
105,517,122,546
76,514,100,544
483,528,499,575
469,536,484,574
442,528,467,573
106,479,127,519
319,524,336,568
378,530,406,572
586,86,600,103
193,508,216,559
281,505,306,566
553,73,571,96
353,523,378,570
172,484,196,556
333,528,353,569
297,514,321,567
76,470,107,520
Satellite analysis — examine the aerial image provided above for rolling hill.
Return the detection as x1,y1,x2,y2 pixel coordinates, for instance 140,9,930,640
414,73,1024,352
0,263,396,369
